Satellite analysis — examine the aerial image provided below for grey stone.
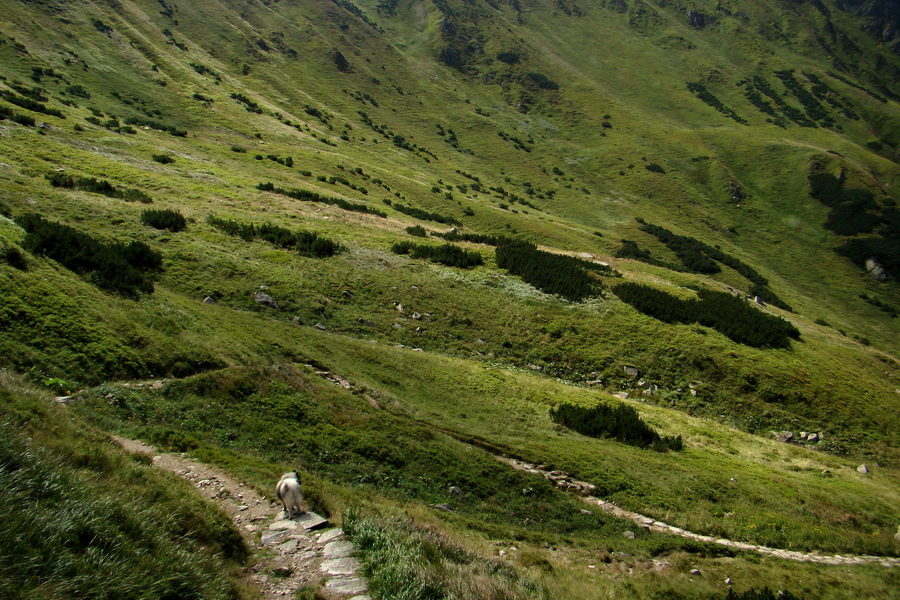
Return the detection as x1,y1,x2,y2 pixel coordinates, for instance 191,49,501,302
624,366,639,378
776,431,794,443
253,291,278,308
807,433,819,443
350,596,372,600
690,568,701,575
319,527,344,544
261,530,290,546
278,538,299,553
322,557,361,575
326,577,368,595
295,511,329,530
449,486,463,496
315,322,327,331
324,540,356,559
615,392,630,400
269,519,298,531
857,464,869,474
865,258,888,282
623,531,635,539
203,296,216,304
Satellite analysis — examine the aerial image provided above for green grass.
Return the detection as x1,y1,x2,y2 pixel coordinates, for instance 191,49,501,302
0,372,248,600
0,0,898,596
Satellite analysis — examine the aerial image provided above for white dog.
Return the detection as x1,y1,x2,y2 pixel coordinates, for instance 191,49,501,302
276,471,304,517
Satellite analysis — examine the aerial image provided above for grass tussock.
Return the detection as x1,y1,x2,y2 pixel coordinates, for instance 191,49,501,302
0,373,247,600
343,509,550,600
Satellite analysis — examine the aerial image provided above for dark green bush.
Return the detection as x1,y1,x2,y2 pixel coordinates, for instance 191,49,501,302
151,153,175,164
405,225,427,237
16,214,162,296
496,240,613,301
141,209,187,232
614,283,800,348
391,241,483,268
527,72,559,90
392,203,461,226
550,401,683,451
207,215,341,258
0,90,65,118
256,182,386,218
46,172,152,204
644,163,666,174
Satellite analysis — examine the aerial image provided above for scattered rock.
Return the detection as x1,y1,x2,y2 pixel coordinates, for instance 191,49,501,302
318,528,344,545
449,486,463,496
528,364,542,371
623,366,639,378
253,291,278,308
323,540,356,559
315,323,327,331
271,566,292,578
292,316,302,325
203,296,216,304
322,557,361,576
807,433,819,443
615,392,630,400
623,531,635,539
799,432,808,440
857,464,869,474
776,431,794,443
865,257,888,282
690,568,701,575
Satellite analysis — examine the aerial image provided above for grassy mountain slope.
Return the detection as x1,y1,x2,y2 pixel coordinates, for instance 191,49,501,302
0,0,898,597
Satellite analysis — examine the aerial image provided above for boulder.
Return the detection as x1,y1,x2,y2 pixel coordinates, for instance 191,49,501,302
615,391,630,400
253,291,278,308
623,531,635,539
807,433,819,443
857,464,869,474
865,257,888,282
315,323,327,331
203,296,216,304
449,486,463,496
623,366,639,378
776,431,794,443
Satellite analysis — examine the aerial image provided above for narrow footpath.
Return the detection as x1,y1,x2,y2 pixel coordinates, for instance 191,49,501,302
113,437,372,599
499,456,900,567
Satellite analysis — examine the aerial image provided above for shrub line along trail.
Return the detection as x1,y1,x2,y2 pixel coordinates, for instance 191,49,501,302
498,457,900,567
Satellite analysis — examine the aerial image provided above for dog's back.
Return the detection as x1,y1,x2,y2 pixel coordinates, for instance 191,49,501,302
276,471,303,517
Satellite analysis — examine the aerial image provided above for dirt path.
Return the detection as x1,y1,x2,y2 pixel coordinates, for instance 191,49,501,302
113,437,371,599
499,457,900,567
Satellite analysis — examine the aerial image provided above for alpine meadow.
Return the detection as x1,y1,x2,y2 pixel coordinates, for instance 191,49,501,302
0,0,899,598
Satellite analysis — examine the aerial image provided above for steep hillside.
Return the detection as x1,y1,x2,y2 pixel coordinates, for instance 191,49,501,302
0,0,898,597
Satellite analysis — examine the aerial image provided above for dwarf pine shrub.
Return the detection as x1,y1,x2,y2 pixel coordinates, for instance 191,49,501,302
550,401,683,451
392,241,483,268
16,214,162,296
141,208,187,232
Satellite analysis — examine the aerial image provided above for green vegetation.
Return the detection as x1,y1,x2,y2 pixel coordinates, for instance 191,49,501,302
496,240,613,301
614,283,800,348
0,374,246,600
0,0,898,596
344,509,550,600
141,208,187,232
391,203,461,226
256,182,386,217
46,172,153,204
16,214,162,297
392,240,483,268
550,401,683,451
207,216,341,258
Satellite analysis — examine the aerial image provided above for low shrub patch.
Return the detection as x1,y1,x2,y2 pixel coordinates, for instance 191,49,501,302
392,203,461,226
256,182,386,218
16,214,162,296
392,241,483,268
550,401,683,451
46,172,152,204
207,215,341,258
496,240,614,301
141,209,187,232
614,283,800,348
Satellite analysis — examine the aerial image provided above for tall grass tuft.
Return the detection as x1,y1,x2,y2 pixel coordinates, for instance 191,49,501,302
343,508,550,600
0,376,247,599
